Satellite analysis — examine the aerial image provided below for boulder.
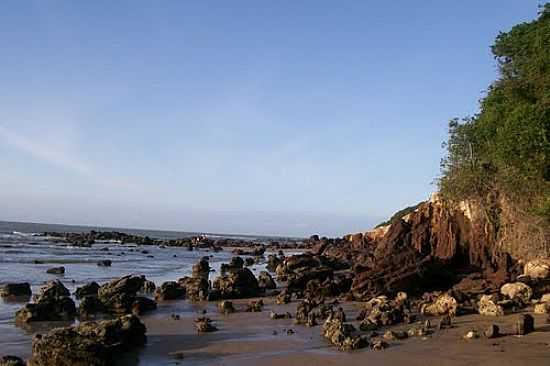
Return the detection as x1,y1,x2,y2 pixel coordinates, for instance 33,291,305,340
97,275,144,314
46,267,65,275
0,356,25,366
322,314,369,351
478,294,504,316
534,302,550,314
75,282,100,299
16,296,76,323
524,259,550,279
178,277,209,301
79,296,105,317
16,281,76,323
97,260,112,267
258,271,276,290
246,299,264,312
140,280,156,294
131,297,157,315
192,257,210,280
500,282,533,304
212,268,259,299
0,283,31,299
218,301,235,314
154,282,185,301
194,317,217,333
270,311,292,320
420,293,458,316
29,315,146,366
37,280,70,301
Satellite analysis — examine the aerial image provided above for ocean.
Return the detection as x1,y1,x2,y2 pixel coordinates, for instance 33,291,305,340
0,220,280,361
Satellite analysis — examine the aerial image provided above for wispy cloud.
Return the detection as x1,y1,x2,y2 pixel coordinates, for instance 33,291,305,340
0,124,92,176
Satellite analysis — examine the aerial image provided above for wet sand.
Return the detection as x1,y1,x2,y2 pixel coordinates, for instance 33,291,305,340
137,298,550,366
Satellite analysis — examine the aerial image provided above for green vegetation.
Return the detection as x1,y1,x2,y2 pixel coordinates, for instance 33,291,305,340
375,201,424,228
439,4,550,219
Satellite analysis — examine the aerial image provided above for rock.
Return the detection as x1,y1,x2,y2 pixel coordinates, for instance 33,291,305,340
218,301,235,314
97,275,145,314
178,277,208,301
16,296,76,323
383,330,408,341
534,302,550,314
79,296,105,316
141,280,156,294
195,317,217,333
46,267,65,275
97,260,112,267
258,271,276,290
484,324,500,338
371,339,388,351
0,356,25,366
420,293,458,316
192,257,210,280
500,282,533,304
0,283,31,299
270,311,292,320
322,314,369,351
276,290,291,305
245,257,255,266
155,282,185,301
515,314,535,335
540,293,550,303
212,268,259,299
37,280,70,301
75,282,100,299
407,325,430,337
463,330,479,340
29,314,146,366
246,299,264,312
478,294,504,316
221,257,244,274
437,314,452,330
524,259,550,279
131,297,157,315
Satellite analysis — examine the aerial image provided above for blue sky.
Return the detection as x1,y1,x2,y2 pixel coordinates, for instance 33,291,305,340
0,1,543,237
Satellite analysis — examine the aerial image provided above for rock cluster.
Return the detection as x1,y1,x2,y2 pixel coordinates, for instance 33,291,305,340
322,313,369,351
16,280,76,323
29,314,146,366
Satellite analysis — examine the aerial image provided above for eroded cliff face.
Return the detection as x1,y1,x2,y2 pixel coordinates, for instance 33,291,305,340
314,193,546,300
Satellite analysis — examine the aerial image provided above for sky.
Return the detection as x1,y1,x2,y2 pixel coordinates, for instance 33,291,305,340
0,1,544,237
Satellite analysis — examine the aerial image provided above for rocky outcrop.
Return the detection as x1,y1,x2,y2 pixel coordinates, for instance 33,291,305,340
420,293,459,316
258,271,276,290
29,315,146,366
322,313,369,351
75,282,100,299
155,282,185,301
97,275,147,314
0,356,25,366
500,282,533,304
0,283,31,299
478,294,504,316
212,268,259,299
16,281,76,323
178,277,208,301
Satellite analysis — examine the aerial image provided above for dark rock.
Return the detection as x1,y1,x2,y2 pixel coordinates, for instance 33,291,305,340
141,280,156,294
75,282,100,299
218,300,235,314
132,297,157,315
37,280,70,301
178,277,208,301
154,282,185,301
515,314,535,335
97,275,145,314
258,271,276,290
0,283,31,299
245,257,255,266
192,257,210,280
212,268,259,299
0,356,25,366
270,311,292,320
79,296,105,317
46,267,65,275
29,314,146,366
195,317,217,333
16,296,76,323
97,260,112,267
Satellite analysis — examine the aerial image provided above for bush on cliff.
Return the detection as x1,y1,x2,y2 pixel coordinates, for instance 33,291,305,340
439,4,550,220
